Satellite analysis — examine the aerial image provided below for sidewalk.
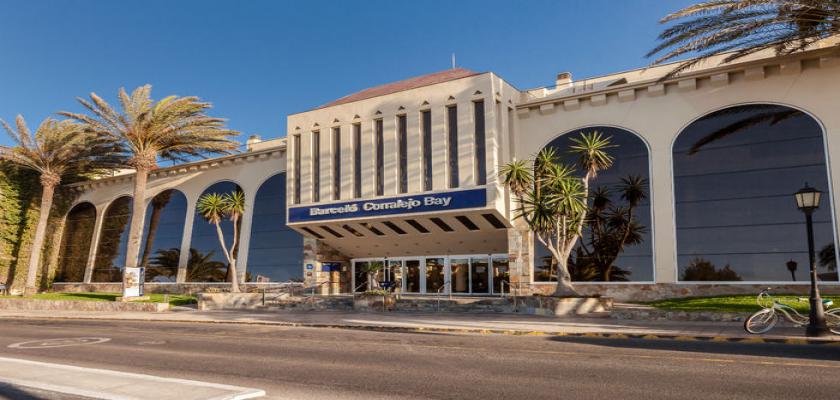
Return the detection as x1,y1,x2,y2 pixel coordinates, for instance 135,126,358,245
0,356,265,400
0,308,837,345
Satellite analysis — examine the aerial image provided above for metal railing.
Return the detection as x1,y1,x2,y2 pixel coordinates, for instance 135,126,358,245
259,281,305,306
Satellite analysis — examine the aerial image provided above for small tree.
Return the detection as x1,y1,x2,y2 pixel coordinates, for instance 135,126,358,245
501,132,614,296
196,190,245,292
0,116,122,294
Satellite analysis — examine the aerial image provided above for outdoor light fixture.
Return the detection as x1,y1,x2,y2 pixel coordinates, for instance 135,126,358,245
795,184,822,211
794,183,830,337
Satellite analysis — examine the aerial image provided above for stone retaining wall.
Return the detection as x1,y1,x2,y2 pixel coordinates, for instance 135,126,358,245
531,283,840,302
0,298,168,312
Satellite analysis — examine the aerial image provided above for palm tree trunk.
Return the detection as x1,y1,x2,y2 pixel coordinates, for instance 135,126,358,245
211,221,239,293
552,255,579,297
24,180,56,295
124,166,148,271
139,203,164,267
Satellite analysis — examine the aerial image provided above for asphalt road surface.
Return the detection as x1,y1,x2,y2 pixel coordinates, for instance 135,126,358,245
0,318,838,399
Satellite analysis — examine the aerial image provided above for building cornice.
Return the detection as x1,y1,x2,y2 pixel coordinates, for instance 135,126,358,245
516,46,840,116
65,144,286,192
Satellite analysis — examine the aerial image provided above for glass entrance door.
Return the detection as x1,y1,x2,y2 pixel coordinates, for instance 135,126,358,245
491,256,510,294
471,257,490,294
403,259,421,293
425,257,446,294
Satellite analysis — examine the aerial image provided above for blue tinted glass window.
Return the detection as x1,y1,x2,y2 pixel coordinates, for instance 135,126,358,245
535,127,653,282
674,104,836,282
55,202,96,282
92,196,132,282
247,174,304,282
140,190,187,282
188,181,241,282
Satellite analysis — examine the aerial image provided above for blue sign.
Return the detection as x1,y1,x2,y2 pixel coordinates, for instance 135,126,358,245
305,263,314,270
288,188,487,223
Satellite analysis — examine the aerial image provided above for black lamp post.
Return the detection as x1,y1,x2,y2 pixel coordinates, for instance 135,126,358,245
794,184,830,337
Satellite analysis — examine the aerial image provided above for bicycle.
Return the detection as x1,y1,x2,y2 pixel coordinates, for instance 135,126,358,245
744,288,840,334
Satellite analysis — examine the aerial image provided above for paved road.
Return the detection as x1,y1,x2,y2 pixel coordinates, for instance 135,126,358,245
0,318,838,399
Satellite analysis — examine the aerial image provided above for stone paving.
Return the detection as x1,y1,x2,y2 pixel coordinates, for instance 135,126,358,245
0,308,837,343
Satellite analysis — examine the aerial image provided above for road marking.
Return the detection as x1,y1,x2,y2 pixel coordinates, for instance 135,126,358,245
0,356,265,400
8,337,110,349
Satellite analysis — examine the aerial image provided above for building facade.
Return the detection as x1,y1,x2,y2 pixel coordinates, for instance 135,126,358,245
53,42,840,300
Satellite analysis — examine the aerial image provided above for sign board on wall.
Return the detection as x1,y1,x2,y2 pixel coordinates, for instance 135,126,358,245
123,267,144,297
288,188,487,223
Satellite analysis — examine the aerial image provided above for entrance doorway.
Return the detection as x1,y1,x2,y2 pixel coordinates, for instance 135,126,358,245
351,254,509,295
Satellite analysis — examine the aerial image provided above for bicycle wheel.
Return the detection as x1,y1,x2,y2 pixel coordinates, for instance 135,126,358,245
825,309,840,335
744,308,778,334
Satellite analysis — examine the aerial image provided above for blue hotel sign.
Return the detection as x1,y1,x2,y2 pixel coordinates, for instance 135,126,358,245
288,188,487,223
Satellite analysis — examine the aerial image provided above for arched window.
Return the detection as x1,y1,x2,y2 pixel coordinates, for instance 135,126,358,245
140,189,188,282
188,181,242,282
534,126,653,282
674,104,837,282
55,202,96,282
92,196,132,282
247,173,304,283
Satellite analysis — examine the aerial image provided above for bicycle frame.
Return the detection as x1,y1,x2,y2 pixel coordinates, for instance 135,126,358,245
771,301,810,326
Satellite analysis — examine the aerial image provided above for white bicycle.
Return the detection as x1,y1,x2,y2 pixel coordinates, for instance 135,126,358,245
744,288,840,334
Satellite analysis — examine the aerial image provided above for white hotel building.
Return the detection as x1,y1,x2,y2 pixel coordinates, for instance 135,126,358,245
54,42,840,300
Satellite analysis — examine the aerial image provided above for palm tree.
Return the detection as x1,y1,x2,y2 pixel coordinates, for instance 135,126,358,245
501,131,615,296
0,116,121,294
196,191,244,292
139,190,173,268
61,85,239,295
648,0,840,79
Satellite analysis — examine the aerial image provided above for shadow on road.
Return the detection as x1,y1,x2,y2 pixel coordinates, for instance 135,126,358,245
547,336,840,362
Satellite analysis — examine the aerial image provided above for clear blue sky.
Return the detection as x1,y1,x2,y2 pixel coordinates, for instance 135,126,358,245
0,0,695,147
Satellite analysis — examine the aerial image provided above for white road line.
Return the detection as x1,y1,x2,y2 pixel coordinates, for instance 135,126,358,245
0,356,265,400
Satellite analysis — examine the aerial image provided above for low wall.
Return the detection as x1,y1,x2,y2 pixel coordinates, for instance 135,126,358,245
197,293,265,310
52,282,301,295
530,283,840,302
0,298,168,312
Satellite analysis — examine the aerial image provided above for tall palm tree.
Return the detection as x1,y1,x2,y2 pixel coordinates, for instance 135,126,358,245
0,116,122,294
648,0,840,79
61,85,239,294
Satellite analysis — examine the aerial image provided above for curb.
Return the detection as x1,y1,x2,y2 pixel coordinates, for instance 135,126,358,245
2,314,838,345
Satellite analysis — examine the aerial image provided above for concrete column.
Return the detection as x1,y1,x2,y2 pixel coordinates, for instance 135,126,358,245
406,110,423,193
340,124,354,200
382,115,398,196
299,131,313,204
233,188,257,283
176,196,197,283
361,120,376,198
432,105,449,190
649,143,678,284
82,206,107,283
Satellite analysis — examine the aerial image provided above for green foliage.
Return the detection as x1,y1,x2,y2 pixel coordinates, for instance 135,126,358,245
0,164,74,290
0,291,196,306
641,294,840,313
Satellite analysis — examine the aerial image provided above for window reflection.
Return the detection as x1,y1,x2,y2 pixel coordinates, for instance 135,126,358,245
55,202,96,282
140,190,187,282
674,104,837,281
535,127,654,282
247,174,304,283
92,196,132,282
187,181,241,282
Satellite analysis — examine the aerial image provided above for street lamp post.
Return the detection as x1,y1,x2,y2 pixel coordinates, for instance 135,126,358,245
794,184,830,337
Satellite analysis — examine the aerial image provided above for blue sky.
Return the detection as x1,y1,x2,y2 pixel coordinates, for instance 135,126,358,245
0,0,695,146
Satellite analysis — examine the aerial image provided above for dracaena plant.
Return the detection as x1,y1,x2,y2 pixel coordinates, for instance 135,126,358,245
196,190,246,292
0,116,123,294
500,131,615,296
